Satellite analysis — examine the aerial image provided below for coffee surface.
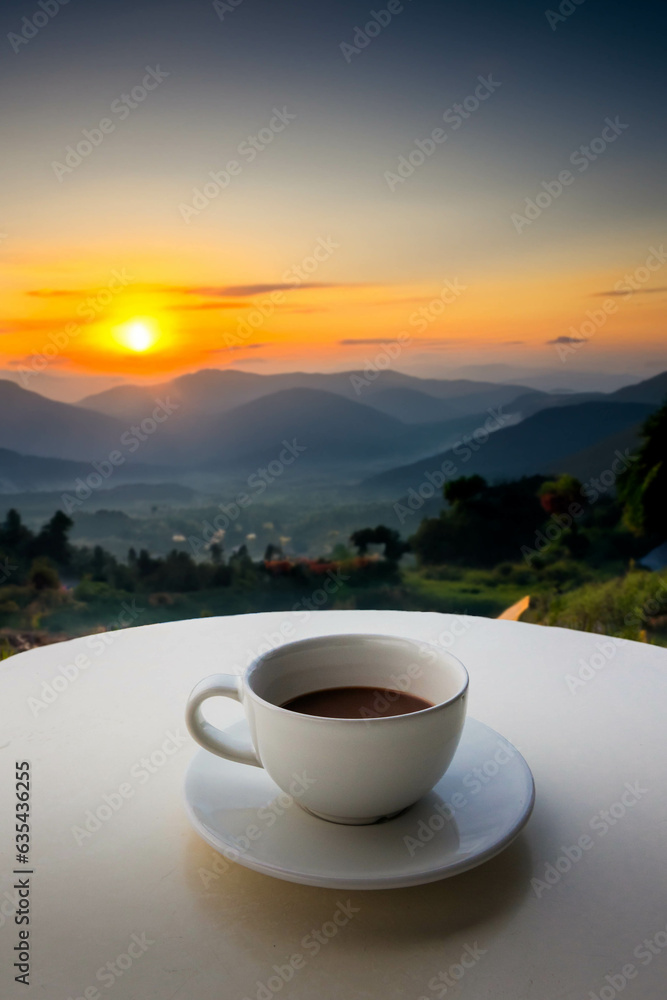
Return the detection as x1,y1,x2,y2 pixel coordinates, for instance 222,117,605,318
281,685,434,719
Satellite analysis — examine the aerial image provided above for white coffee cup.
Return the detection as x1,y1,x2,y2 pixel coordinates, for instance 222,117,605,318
185,633,468,825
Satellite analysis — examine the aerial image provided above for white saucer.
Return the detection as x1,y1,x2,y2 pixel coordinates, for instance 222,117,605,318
183,717,535,889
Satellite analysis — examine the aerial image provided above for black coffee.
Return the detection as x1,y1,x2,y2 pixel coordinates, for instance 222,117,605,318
281,685,434,719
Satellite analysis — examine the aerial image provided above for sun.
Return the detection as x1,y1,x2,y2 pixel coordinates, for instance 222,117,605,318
112,318,159,353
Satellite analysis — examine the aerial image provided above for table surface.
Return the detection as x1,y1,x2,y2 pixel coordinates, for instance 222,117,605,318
1,610,667,1000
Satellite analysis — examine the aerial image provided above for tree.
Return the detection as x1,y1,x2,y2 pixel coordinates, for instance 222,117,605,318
537,474,587,559
0,508,33,556
28,558,60,591
444,475,487,507
617,401,667,538
32,511,73,566
350,528,375,555
161,550,200,591
229,545,256,588
137,549,158,577
91,545,109,581
538,475,582,517
411,476,547,567
350,525,409,562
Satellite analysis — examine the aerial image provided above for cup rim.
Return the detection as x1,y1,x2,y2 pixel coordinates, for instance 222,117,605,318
243,632,469,723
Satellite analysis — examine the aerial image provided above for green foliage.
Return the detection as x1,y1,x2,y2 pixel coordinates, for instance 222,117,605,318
1,425,666,652
73,579,127,603
33,511,74,565
534,569,667,641
0,639,15,660
350,525,409,562
330,542,354,561
411,476,547,567
28,559,60,591
538,474,583,516
617,401,667,538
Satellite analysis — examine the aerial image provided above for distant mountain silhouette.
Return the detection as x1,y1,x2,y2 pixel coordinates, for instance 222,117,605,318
445,364,644,393
364,401,655,493
348,387,460,423
506,390,606,419
0,380,125,461
186,388,481,470
78,369,268,421
79,368,537,421
76,379,528,470
609,370,667,405
3,369,664,486
0,446,178,493
0,376,510,474
0,448,95,492
553,423,645,481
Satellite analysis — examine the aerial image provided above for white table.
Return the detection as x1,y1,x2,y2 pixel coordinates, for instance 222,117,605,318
1,610,666,1000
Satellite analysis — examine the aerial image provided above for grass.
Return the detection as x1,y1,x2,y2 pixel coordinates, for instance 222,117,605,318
2,563,667,649
531,568,667,643
402,571,528,618
0,639,15,660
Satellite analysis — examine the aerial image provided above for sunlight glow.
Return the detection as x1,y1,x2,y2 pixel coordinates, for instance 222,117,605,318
113,319,159,353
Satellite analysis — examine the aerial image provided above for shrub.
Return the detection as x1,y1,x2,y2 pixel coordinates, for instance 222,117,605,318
541,569,667,641
28,559,60,591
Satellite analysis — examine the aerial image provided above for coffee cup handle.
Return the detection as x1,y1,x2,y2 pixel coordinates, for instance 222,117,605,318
185,674,262,768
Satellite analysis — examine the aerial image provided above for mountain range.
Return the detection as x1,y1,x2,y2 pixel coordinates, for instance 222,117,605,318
79,368,537,421
0,367,664,497
0,369,535,475
364,401,654,495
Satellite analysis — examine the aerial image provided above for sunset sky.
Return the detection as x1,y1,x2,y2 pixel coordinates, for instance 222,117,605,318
1,0,665,398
